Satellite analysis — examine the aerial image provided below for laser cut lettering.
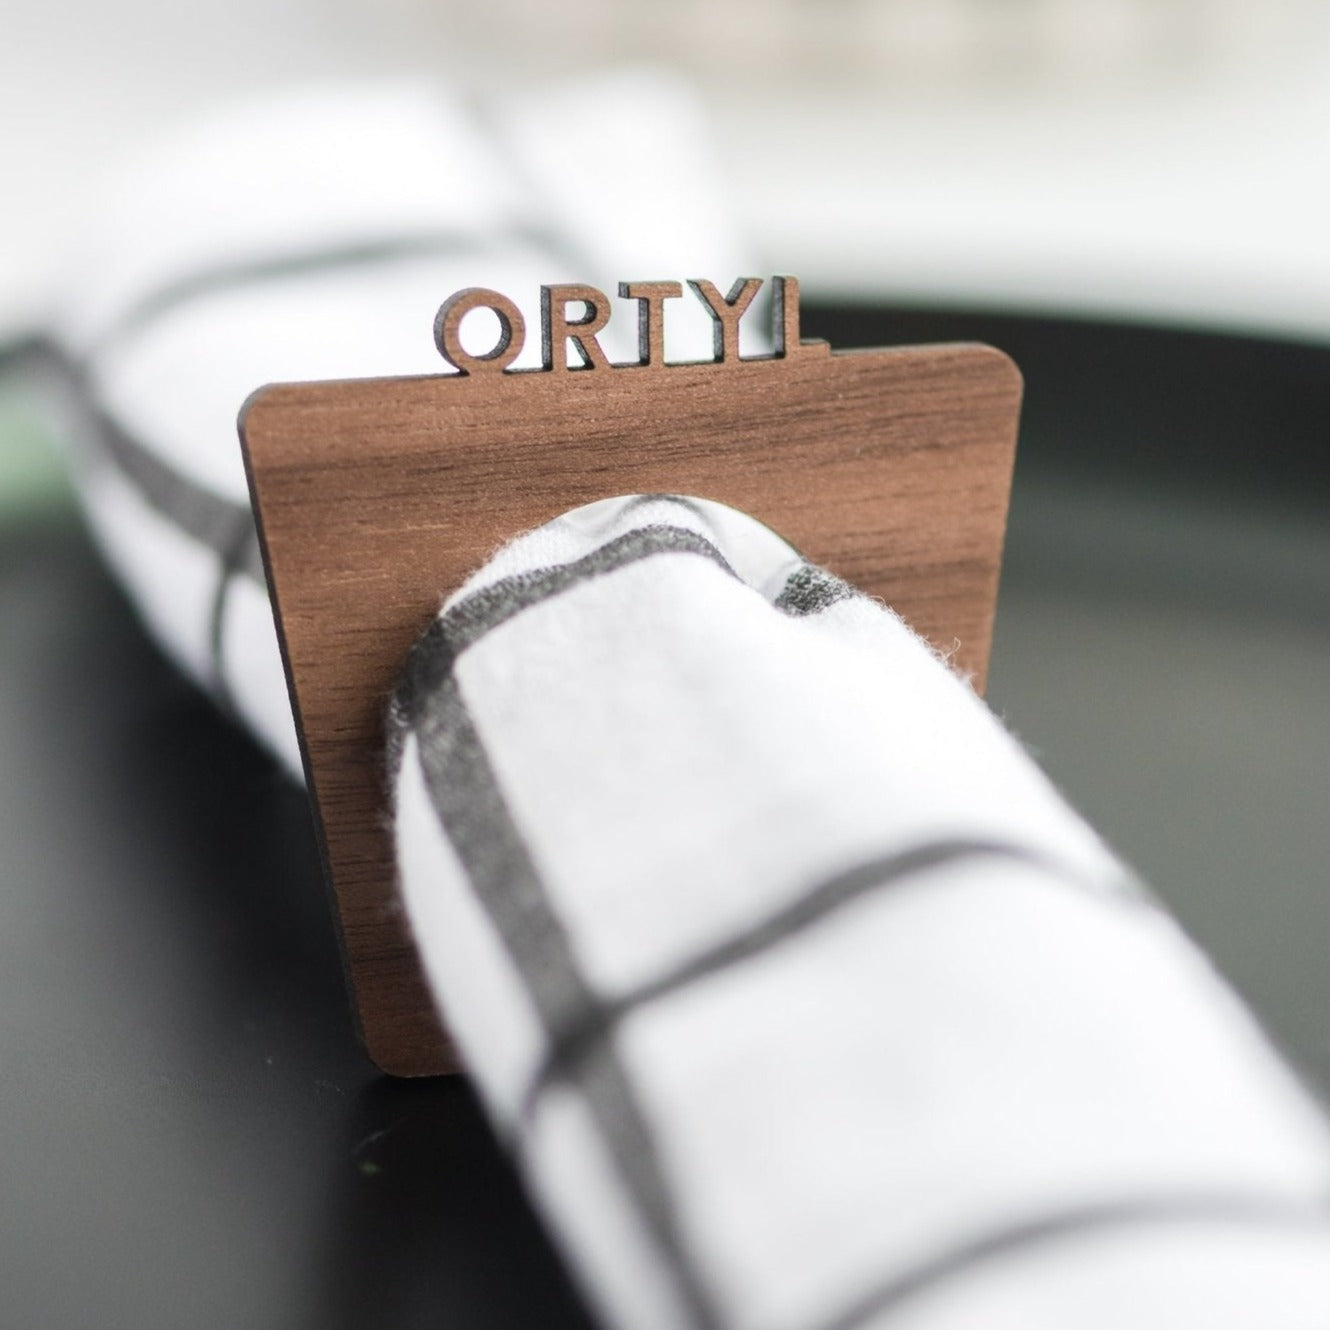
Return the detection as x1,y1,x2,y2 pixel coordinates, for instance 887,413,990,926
434,277,823,375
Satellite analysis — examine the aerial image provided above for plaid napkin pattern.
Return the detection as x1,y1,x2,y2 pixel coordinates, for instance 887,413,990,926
389,494,1330,1330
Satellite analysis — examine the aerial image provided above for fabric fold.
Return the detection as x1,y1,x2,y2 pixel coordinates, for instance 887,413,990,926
390,494,1330,1330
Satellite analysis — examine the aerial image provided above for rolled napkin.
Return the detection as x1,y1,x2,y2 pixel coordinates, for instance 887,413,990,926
390,494,1330,1330
31,77,1330,1330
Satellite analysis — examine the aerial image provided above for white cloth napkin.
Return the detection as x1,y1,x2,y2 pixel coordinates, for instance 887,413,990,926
37,79,1330,1330
389,493,1330,1330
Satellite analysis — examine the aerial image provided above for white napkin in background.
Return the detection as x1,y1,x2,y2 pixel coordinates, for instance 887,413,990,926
45,74,757,775
33,78,1330,1329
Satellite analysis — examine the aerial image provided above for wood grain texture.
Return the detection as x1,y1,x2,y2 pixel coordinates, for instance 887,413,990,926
240,335,1022,1077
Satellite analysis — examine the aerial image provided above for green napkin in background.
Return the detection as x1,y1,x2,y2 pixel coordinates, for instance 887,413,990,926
0,382,72,521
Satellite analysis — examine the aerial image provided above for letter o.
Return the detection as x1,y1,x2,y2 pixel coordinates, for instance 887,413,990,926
434,288,526,374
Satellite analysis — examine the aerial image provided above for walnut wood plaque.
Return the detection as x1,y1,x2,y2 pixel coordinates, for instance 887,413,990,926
239,278,1022,1077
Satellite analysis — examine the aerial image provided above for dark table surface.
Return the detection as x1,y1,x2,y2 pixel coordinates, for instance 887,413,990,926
2,308,1328,1329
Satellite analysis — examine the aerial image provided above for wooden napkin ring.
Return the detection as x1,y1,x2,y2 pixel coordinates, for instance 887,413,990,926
240,276,1022,1077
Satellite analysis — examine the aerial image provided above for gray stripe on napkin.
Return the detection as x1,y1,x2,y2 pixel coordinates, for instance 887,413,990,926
412,671,725,1330
522,837,1133,1119
818,1192,1330,1330
85,226,574,357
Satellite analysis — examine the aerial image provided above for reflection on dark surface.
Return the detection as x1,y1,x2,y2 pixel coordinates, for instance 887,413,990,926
0,515,593,1330
319,1079,595,1330
2,311,1328,1328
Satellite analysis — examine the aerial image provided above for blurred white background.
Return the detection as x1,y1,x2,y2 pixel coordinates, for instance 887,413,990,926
4,0,1330,340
